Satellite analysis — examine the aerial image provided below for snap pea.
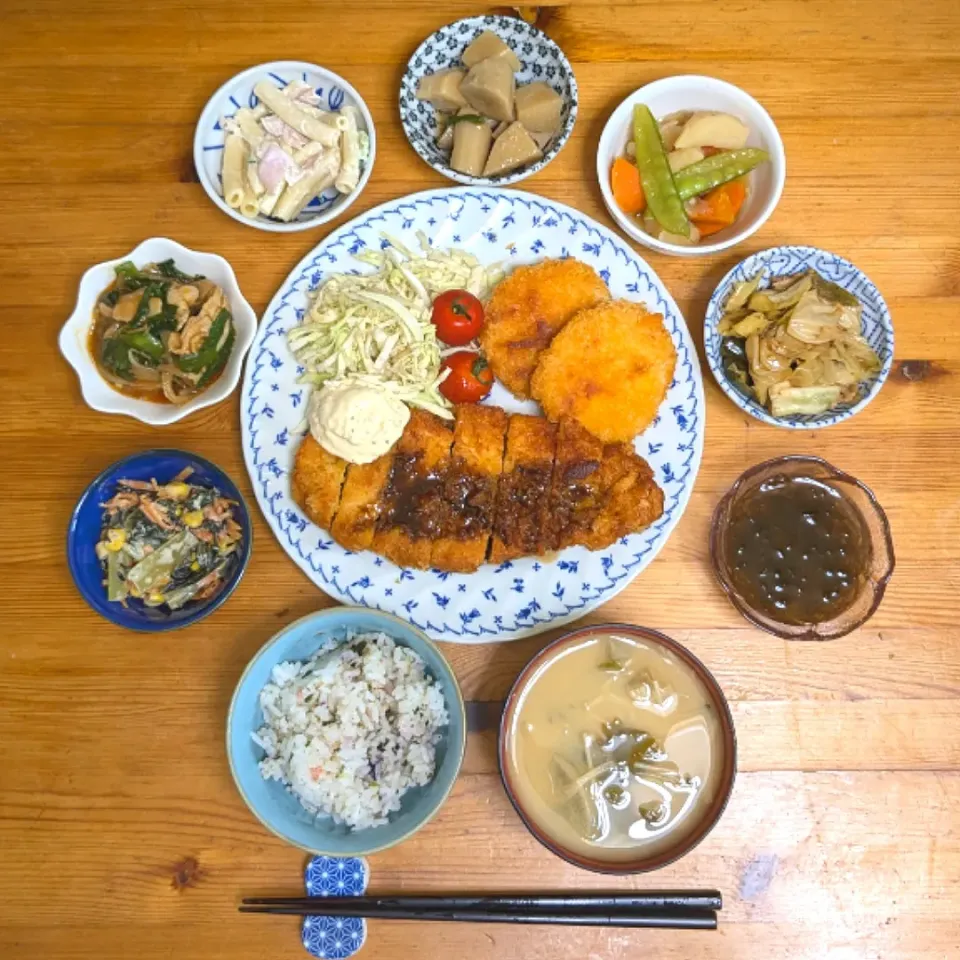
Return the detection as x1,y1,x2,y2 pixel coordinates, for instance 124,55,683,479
674,148,769,201
632,104,690,237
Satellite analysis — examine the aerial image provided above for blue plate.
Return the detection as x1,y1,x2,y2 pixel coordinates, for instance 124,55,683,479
66,449,252,632
705,245,895,429
226,607,466,856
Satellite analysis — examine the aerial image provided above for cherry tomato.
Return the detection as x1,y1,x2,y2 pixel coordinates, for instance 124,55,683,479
439,351,494,404
431,289,484,346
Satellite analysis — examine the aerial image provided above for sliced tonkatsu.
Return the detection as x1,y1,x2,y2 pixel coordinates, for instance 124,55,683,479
489,413,557,564
372,409,455,570
551,416,664,551
291,433,347,531
291,404,664,572
432,404,509,573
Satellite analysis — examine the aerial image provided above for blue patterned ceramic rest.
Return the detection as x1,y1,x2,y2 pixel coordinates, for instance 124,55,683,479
704,245,894,429
241,187,705,642
302,856,369,959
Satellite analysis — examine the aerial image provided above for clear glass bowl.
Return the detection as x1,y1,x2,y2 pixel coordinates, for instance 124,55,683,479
710,456,895,640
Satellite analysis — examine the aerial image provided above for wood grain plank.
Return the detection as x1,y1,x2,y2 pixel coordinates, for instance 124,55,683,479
2,1,960,959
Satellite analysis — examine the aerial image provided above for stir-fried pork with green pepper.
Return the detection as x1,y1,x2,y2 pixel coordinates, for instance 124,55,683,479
90,259,235,404
96,469,243,609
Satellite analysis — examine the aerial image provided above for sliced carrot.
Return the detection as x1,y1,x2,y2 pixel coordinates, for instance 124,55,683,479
694,220,730,238
688,180,747,230
610,156,646,215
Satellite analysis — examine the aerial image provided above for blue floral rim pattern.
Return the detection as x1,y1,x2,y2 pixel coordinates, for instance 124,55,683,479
704,245,894,429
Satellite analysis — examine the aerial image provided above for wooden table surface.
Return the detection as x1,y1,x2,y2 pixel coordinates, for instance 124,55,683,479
3,1,959,957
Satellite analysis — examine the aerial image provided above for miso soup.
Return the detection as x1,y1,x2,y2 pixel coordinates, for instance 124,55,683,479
504,630,730,864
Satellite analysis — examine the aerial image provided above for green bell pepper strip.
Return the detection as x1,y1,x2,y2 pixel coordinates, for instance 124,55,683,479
155,259,203,282
632,104,690,237
674,148,769,201
174,309,232,375
120,327,165,362
196,320,235,388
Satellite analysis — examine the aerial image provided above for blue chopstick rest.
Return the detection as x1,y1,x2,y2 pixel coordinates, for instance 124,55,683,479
301,856,369,959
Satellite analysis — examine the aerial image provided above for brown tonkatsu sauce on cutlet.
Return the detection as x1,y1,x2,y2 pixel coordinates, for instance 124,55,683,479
291,404,664,572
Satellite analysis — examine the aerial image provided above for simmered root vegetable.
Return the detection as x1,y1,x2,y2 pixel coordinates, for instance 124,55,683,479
610,108,770,245
719,270,882,417
415,30,565,178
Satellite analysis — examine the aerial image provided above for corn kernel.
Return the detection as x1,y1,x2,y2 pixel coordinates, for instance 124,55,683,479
190,560,200,572
183,510,204,528
163,482,191,501
105,528,126,552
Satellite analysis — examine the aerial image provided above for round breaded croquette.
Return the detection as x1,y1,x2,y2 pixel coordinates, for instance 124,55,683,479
530,300,677,443
479,259,610,399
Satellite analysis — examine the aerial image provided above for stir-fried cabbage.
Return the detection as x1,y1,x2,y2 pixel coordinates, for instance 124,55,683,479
287,233,502,419
719,270,881,417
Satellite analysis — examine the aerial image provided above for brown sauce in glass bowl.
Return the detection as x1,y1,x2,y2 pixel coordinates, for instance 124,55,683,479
724,474,871,626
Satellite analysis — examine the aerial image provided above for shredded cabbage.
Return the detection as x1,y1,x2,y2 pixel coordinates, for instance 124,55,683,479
287,233,502,419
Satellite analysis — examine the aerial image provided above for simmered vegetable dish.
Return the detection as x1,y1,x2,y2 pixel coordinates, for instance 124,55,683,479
96,469,243,610
91,260,235,404
719,269,881,416
610,105,769,245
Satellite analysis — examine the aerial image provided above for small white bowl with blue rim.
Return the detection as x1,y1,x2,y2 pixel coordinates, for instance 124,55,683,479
194,61,376,233
705,245,894,429
400,15,577,186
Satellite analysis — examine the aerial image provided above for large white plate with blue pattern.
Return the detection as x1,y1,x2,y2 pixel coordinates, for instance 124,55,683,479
241,188,704,642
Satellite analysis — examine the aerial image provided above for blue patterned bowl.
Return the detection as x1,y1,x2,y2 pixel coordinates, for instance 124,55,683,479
400,16,577,186
705,246,894,429
226,608,467,856
66,450,252,631
194,61,375,233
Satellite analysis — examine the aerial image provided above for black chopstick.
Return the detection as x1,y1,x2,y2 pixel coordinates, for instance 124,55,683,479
240,902,717,929
242,890,722,912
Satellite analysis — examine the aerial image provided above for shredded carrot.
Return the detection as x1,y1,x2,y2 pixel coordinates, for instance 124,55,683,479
610,156,646,215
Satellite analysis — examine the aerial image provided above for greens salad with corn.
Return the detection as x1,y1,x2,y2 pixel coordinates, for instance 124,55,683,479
96,468,243,610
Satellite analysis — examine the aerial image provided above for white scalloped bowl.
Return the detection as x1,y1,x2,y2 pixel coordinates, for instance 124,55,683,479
194,61,376,234
59,238,257,426
597,75,785,257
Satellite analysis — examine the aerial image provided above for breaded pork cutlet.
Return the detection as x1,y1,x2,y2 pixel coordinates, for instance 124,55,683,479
291,434,347,530
550,417,664,551
531,300,676,444
291,405,665,572
431,404,509,573
479,259,610,399
489,413,557,563
330,456,393,551
372,409,455,570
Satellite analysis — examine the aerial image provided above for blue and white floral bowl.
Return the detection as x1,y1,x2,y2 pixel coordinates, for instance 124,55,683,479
705,245,894,429
194,61,375,233
400,15,577,186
